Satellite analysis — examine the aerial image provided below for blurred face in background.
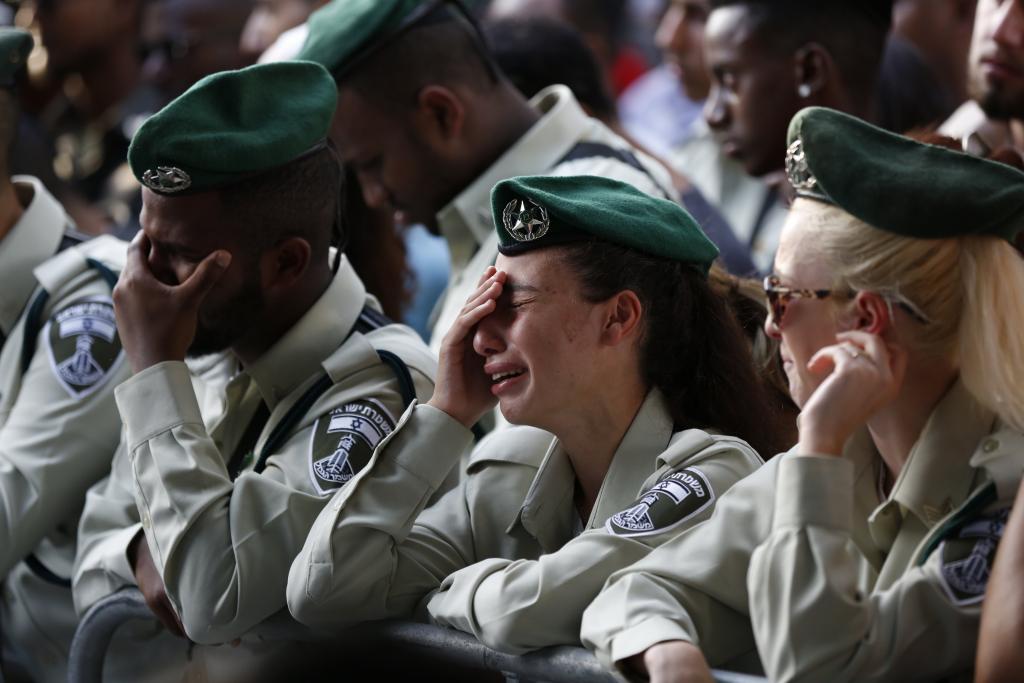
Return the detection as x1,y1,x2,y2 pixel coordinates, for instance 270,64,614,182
656,0,712,101
140,0,253,101
239,0,325,63
703,5,801,177
37,0,138,75
968,0,1024,119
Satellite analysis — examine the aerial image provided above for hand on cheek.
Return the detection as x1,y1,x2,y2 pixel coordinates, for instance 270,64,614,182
113,232,232,374
797,330,907,456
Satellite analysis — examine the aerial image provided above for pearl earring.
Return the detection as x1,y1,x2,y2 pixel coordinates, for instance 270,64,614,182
797,83,812,98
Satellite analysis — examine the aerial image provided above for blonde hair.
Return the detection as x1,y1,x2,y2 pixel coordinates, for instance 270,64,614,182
792,198,1024,431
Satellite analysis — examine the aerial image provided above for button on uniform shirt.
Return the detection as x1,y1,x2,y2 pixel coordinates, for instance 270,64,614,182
428,85,678,352
0,176,128,683
581,380,1023,683
287,390,763,654
73,257,439,679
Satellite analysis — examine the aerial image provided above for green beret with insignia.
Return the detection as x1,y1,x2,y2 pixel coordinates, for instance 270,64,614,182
0,27,33,88
490,175,719,274
128,61,337,195
298,0,422,77
786,106,1024,248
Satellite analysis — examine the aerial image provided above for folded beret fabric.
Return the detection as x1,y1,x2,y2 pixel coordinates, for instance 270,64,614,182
129,61,337,195
298,0,422,77
786,106,1024,247
491,175,719,274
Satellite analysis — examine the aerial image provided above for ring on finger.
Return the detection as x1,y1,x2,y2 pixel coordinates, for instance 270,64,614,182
842,343,863,360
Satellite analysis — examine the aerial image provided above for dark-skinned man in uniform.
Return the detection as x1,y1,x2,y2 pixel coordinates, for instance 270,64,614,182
72,60,439,681
296,0,679,355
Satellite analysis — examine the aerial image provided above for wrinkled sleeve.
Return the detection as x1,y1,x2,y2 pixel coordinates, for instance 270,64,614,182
748,455,983,683
581,463,778,675
0,296,127,579
119,360,429,645
427,443,761,654
72,440,142,615
287,403,476,629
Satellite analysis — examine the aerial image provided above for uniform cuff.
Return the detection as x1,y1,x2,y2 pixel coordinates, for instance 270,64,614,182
115,361,202,451
773,454,854,532
608,617,696,671
388,404,474,490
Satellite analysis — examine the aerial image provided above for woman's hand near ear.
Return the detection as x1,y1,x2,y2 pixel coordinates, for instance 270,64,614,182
796,330,907,456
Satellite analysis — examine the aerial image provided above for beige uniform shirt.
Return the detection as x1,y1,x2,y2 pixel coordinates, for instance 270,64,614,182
582,381,1022,682
73,354,235,683
0,177,128,683
73,258,437,655
428,85,677,352
669,122,788,273
288,391,763,653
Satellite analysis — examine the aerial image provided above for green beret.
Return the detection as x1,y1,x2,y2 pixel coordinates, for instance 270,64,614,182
299,0,422,77
0,27,32,88
786,106,1024,248
491,175,719,274
129,61,338,195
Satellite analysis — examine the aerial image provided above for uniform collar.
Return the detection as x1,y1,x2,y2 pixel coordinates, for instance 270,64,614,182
0,177,67,335
244,256,366,410
511,390,675,551
888,378,995,527
435,85,594,270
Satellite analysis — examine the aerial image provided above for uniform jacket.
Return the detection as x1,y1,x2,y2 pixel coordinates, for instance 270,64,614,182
0,176,128,683
428,85,677,352
581,380,1023,683
73,257,438,658
287,390,763,654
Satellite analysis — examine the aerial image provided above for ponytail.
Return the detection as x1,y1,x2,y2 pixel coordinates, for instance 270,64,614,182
561,243,791,459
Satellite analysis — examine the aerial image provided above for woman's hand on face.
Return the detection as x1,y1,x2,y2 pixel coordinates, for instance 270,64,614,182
627,640,714,683
427,267,506,428
797,330,907,456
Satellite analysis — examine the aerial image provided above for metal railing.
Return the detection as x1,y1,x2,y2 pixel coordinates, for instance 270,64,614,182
68,589,767,683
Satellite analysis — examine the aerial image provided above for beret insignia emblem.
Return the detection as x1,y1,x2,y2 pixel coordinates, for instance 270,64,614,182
502,198,550,242
141,166,192,194
785,139,829,202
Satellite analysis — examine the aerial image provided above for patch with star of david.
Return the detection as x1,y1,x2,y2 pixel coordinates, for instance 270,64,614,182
307,399,396,495
938,507,1009,606
44,296,124,398
605,467,715,538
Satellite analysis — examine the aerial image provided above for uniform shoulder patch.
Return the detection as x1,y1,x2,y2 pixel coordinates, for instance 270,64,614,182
605,466,715,538
938,507,1009,606
45,296,123,398
307,399,396,495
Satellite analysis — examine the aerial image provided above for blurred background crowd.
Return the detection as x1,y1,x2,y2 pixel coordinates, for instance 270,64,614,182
1,0,1021,338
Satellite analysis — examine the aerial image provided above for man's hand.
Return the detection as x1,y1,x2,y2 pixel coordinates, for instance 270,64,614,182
128,530,188,638
624,640,715,683
113,232,230,374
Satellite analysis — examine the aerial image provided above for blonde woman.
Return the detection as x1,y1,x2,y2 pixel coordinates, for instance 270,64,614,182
581,107,1024,683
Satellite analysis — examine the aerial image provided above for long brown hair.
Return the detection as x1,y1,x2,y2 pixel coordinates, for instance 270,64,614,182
562,242,791,459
